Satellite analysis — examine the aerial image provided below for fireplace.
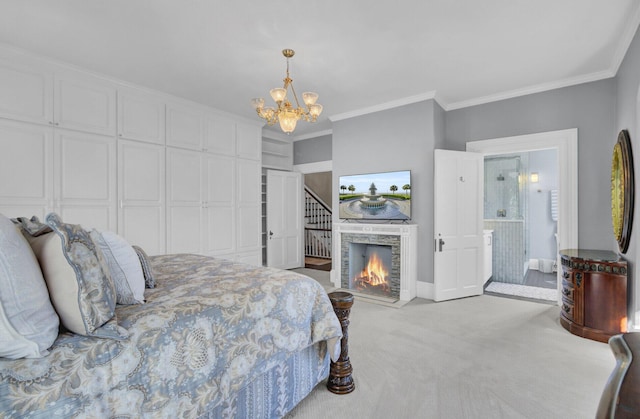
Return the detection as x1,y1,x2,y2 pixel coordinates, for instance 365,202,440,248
348,243,395,298
332,223,417,302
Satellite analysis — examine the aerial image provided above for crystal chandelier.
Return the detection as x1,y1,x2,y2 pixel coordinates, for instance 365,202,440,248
251,49,323,134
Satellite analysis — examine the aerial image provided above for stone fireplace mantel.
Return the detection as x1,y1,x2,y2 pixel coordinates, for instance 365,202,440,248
332,223,417,302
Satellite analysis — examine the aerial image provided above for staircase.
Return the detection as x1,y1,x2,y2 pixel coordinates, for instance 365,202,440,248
305,187,332,269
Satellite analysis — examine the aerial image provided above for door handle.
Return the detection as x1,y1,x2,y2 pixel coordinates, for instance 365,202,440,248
439,238,445,252
269,230,273,239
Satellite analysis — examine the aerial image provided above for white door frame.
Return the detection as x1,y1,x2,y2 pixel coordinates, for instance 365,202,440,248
466,128,578,305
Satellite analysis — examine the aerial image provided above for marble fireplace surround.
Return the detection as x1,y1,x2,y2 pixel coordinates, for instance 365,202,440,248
332,223,417,302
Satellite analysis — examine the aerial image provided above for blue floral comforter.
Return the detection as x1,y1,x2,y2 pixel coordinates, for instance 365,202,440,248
0,254,342,418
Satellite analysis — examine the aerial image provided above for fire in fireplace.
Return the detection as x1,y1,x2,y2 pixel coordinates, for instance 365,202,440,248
348,243,392,297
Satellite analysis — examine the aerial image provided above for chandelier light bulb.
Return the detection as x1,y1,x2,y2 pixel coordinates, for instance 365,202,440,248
278,109,299,133
302,92,319,106
250,97,265,110
270,88,287,103
309,104,323,118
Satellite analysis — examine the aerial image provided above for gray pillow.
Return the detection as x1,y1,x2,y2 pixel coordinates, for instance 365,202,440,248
0,214,59,358
132,245,156,289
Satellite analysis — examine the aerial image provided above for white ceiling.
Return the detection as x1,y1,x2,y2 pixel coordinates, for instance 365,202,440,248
0,1,638,138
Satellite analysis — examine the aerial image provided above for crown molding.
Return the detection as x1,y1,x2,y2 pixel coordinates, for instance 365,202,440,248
445,69,615,111
329,91,439,122
292,129,333,141
610,3,640,76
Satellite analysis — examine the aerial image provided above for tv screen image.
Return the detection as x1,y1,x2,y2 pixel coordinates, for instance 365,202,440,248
338,170,411,220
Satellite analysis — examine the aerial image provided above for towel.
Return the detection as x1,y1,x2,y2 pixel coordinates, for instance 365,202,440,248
550,189,558,221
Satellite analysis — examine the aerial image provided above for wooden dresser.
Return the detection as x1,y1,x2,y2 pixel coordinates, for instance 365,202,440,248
559,249,628,343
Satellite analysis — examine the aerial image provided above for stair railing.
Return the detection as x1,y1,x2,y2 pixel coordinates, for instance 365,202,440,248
304,186,332,259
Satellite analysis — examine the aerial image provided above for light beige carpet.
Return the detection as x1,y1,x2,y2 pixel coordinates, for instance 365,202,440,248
288,268,615,419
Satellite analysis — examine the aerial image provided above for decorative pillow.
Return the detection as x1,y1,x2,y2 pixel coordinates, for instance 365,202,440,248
0,214,59,358
132,245,156,289
25,213,127,340
91,230,145,305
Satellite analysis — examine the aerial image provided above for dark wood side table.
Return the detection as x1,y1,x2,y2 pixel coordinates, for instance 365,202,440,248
327,291,355,394
597,333,640,418
559,249,628,343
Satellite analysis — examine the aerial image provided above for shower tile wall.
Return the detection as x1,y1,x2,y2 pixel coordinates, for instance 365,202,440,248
484,220,526,284
484,155,528,284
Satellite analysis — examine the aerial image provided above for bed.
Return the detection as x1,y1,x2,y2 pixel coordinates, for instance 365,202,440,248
0,214,342,418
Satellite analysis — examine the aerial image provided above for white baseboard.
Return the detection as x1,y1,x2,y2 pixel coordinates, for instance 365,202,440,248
417,281,433,300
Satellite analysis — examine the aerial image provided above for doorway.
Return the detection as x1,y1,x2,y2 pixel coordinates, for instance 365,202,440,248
293,160,334,272
467,128,578,305
482,150,559,301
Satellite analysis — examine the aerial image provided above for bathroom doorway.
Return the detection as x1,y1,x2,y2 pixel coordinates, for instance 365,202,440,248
482,150,558,302
466,128,579,306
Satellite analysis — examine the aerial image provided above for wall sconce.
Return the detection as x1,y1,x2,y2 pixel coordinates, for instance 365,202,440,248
530,172,539,183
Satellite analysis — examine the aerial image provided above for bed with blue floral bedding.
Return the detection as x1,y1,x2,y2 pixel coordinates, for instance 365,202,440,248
0,253,343,418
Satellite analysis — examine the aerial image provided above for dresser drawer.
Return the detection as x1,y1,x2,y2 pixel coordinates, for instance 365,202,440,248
561,300,574,320
561,279,574,302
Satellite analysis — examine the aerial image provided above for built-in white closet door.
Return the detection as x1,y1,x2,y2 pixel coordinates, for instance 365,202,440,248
0,58,53,126
166,103,203,151
236,158,261,259
118,139,165,255
203,153,235,256
236,123,262,160
117,87,165,144
0,120,53,219
54,70,116,136
166,147,203,254
204,114,236,155
54,130,116,231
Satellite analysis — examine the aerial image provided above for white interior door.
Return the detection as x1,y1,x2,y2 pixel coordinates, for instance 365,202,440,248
266,170,303,269
434,149,484,301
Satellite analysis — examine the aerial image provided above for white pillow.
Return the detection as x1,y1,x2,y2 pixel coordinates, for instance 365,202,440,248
0,214,59,358
93,231,145,305
25,213,126,340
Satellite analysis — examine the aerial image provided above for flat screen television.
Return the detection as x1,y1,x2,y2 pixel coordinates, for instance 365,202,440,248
338,170,411,220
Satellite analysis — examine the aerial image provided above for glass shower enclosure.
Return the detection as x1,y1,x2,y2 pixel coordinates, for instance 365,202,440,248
483,155,529,284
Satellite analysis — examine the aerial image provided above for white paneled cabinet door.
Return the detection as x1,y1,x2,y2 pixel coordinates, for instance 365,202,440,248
118,139,165,255
0,120,53,219
203,153,235,256
0,58,53,125
54,70,116,136
236,123,262,160
236,158,262,264
54,130,116,231
204,114,236,156
166,103,203,150
117,87,165,144
166,147,203,254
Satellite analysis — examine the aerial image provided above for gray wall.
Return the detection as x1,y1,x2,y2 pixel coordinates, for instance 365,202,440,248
528,149,558,261
304,171,332,208
445,78,617,251
294,134,332,164
333,100,438,283
615,24,640,326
